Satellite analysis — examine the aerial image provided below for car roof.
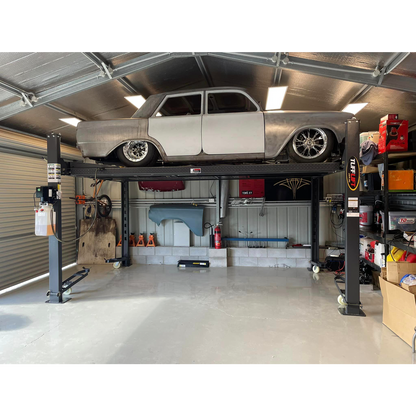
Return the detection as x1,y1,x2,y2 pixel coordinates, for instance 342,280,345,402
148,86,249,99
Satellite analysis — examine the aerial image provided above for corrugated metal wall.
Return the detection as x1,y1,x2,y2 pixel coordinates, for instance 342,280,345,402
0,152,76,290
82,177,344,248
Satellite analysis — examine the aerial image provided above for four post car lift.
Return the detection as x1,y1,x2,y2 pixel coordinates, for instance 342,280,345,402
46,118,364,316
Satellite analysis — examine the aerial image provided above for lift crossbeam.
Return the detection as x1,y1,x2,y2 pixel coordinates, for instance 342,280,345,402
66,161,343,181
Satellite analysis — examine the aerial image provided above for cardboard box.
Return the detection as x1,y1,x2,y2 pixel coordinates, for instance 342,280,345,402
378,119,409,153
388,170,414,190
401,281,416,295
379,275,416,347
362,165,379,174
369,131,380,144
386,261,416,284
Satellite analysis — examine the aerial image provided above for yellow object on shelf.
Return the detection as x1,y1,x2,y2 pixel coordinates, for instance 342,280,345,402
386,247,405,262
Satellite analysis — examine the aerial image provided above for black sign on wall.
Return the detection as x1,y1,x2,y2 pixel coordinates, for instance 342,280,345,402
265,177,323,201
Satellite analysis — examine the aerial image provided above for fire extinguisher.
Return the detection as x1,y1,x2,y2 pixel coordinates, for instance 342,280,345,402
214,224,221,249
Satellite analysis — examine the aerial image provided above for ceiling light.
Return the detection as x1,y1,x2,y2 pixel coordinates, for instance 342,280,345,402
125,95,146,109
60,118,81,127
266,86,288,110
342,103,368,115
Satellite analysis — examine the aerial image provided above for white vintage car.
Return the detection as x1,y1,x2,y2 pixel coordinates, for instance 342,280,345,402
76,87,353,167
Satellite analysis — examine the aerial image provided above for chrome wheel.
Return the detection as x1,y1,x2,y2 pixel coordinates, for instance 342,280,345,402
122,141,149,162
292,128,328,160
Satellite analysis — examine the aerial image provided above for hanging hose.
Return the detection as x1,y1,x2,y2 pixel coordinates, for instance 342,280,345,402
51,169,98,243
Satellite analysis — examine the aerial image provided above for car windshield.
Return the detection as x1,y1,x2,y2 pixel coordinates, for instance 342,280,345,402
131,94,164,118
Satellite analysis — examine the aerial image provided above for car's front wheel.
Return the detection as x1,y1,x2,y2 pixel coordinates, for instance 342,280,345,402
116,141,158,167
287,128,335,163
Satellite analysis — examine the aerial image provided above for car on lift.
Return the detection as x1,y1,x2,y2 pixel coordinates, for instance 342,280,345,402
76,87,353,167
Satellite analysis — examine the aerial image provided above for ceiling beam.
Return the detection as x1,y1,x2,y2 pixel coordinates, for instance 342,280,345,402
0,78,37,107
204,52,416,94
0,52,175,122
83,52,142,94
0,77,90,121
193,54,214,87
345,52,411,106
285,53,414,93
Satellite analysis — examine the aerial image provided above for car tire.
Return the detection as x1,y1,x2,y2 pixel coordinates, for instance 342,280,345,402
116,141,158,167
287,128,335,163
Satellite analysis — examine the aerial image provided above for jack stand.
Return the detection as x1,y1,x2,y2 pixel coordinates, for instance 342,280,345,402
129,233,136,247
136,234,145,247
146,233,156,247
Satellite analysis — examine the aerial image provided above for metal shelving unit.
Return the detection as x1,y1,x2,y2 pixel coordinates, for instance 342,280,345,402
359,149,416,270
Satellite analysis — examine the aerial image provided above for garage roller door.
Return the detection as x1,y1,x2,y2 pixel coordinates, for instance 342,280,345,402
0,152,76,290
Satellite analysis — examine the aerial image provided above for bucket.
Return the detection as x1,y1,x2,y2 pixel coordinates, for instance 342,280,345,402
360,205,373,226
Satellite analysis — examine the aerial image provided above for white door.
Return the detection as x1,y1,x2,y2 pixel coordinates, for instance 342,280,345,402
148,93,202,156
202,91,265,155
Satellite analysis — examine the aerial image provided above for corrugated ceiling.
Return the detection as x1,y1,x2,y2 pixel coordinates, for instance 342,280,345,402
0,52,415,147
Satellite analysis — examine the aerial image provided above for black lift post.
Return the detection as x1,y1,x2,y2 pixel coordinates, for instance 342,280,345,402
121,181,131,267
309,176,320,271
46,133,63,304
338,118,365,317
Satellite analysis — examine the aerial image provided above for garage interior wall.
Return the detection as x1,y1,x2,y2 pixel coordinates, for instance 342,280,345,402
79,172,345,248
0,151,76,291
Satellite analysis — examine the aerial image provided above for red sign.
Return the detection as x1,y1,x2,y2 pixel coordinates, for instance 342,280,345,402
239,179,265,198
138,181,185,192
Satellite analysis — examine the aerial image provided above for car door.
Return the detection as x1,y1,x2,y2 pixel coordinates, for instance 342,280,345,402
148,92,203,156
202,91,264,155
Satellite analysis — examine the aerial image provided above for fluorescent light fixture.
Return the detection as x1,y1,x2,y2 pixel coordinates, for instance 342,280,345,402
60,118,81,127
342,103,368,115
125,95,146,109
0,263,77,296
266,86,288,110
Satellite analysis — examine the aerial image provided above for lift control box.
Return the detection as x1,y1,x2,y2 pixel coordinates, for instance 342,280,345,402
35,186,57,203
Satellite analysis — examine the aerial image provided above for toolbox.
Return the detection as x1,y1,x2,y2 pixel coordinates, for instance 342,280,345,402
378,118,408,153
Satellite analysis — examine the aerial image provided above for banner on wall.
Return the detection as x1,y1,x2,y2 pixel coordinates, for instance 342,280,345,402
138,181,185,192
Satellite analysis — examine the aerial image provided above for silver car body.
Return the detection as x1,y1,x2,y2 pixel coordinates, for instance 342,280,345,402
76,87,353,162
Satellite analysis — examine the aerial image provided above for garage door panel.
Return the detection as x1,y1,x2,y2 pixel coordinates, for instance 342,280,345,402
0,152,76,291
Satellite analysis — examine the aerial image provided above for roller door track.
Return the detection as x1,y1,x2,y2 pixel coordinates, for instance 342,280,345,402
0,152,76,290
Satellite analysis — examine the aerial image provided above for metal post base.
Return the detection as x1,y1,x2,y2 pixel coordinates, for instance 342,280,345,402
338,305,366,317
45,290,72,304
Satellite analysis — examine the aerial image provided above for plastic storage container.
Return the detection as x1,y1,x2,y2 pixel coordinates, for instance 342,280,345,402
381,211,416,232
35,204,55,236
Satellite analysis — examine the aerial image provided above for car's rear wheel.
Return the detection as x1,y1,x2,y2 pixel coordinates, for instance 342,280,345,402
287,128,335,163
116,141,158,167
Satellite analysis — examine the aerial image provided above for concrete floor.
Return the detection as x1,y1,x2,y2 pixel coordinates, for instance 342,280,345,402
0,264,414,364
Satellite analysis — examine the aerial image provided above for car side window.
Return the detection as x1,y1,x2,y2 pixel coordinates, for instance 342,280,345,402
207,92,258,114
157,94,202,117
